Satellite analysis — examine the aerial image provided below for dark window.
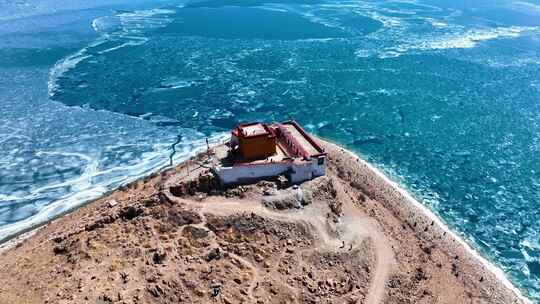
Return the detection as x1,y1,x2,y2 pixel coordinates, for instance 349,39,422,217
318,157,325,165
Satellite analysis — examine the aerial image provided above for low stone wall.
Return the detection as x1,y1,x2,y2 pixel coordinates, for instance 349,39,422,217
290,160,324,183
215,163,291,186
216,159,326,186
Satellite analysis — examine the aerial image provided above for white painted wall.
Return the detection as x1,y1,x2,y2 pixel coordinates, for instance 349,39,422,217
311,156,326,177
216,163,290,185
215,156,326,186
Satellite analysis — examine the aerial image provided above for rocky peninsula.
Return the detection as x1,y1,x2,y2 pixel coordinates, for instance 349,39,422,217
0,139,529,304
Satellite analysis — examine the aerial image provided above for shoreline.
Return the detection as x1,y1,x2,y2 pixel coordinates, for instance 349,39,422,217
0,134,229,250
318,138,531,304
0,138,531,303
0,177,151,254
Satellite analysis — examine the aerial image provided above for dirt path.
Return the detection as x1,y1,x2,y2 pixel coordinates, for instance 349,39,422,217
0,140,528,304
366,231,393,304
178,196,395,304
338,211,394,304
229,252,261,302
184,206,262,303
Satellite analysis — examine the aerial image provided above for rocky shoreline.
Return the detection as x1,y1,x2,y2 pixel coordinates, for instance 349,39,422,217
321,139,530,304
0,139,529,304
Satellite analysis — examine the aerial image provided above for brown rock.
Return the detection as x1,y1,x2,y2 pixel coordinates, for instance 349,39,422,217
153,248,167,264
206,248,221,262
119,205,143,220
254,254,264,262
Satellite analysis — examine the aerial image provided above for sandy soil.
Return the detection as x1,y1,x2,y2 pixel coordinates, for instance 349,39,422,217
0,140,529,304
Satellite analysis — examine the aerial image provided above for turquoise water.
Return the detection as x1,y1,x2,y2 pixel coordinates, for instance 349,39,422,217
1,0,540,300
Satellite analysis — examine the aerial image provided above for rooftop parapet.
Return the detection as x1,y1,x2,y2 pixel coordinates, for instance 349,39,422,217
213,120,327,186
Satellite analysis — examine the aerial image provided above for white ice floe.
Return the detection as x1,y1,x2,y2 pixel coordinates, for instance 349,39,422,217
91,15,121,34
0,133,227,242
49,7,176,97
258,5,289,13
116,8,175,34
509,1,540,15
47,49,93,97
0,194,24,202
419,26,538,50
97,37,149,54
359,25,540,59
367,11,403,28
425,18,448,28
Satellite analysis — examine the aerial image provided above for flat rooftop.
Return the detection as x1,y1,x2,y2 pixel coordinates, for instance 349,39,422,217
218,121,325,167
239,123,269,137
215,141,290,166
281,122,321,156
243,143,289,165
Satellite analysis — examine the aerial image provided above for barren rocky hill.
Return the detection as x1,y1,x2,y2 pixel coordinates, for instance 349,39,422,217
0,141,525,304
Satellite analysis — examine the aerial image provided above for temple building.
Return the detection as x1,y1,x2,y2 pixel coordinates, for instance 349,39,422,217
213,121,327,186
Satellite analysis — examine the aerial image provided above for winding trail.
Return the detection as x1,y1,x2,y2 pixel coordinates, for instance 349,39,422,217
339,209,394,304
228,252,261,302
172,194,395,304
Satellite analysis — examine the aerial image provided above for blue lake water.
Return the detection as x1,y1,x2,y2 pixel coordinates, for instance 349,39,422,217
1,0,540,300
